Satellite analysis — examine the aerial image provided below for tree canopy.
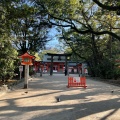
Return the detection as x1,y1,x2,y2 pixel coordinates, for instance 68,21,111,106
1,0,120,79
33,0,120,78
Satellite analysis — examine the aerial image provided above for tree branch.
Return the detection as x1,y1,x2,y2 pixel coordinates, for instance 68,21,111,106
93,0,120,11
37,1,120,40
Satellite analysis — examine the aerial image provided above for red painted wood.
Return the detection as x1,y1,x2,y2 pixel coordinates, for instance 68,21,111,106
67,76,87,88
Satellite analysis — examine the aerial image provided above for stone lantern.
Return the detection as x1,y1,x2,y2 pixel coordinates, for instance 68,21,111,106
19,52,35,65
19,52,35,88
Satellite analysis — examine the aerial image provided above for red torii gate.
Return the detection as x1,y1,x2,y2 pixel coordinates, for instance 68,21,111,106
47,53,72,76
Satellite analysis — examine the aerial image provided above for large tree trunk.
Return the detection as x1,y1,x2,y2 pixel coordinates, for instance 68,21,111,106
91,34,101,76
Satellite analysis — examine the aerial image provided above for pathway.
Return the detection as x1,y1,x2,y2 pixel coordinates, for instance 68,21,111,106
0,74,120,120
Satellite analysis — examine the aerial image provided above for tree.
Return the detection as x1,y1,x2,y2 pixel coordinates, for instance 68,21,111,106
0,0,19,81
33,0,120,78
1,0,120,79
0,40,18,81
34,0,120,39
92,0,120,13
39,48,59,60
10,0,51,54
34,53,41,61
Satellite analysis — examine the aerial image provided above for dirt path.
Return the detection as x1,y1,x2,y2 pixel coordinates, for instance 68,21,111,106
0,74,120,120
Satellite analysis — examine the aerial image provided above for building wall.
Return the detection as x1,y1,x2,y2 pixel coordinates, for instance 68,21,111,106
33,54,87,74
33,61,83,74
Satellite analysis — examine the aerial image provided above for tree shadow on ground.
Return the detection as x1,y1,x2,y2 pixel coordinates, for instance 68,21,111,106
0,96,119,120
0,75,120,120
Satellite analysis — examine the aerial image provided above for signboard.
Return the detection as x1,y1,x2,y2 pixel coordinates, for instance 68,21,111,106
69,69,71,72
19,66,23,71
33,67,35,71
84,68,88,74
73,77,80,83
53,70,57,72
74,69,77,73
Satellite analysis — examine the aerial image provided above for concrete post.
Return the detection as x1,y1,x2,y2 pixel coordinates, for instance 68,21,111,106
65,56,68,76
24,65,29,88
82,63,85,76
40,67,43,77
50,55,53,76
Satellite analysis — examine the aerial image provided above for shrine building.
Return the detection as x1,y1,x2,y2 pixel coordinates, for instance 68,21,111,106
33,53,87,75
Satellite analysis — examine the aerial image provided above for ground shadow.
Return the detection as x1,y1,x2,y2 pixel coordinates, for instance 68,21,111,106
0,75,120,120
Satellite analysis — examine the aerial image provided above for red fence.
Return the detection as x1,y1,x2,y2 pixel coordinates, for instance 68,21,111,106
67,76,87,88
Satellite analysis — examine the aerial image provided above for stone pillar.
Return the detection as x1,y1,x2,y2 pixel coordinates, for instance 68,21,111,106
82,63,85,75
65,56,68,76
50,55,53,76
40,66,43,77
58,64,60,72
24,65,29,88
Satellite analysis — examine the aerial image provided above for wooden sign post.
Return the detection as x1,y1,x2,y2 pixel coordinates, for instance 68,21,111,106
19,65,23,80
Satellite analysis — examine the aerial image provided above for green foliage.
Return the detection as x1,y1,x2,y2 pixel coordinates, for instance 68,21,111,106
29,66,35,76
97,58,114,79
1,0,120,80
39,49,59,60
9,0,50,54
113,67,120,80
34,53,41,61
0,41,18,81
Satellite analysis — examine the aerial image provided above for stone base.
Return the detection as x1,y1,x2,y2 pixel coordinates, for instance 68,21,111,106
0,85,8,91
24,84,28,89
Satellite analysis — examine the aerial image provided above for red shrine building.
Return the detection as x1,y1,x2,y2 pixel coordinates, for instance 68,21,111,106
33,53,87,74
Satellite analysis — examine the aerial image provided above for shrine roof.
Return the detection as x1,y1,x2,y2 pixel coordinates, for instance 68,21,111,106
19,52,35,59
43,54,71,62
47,53,72,56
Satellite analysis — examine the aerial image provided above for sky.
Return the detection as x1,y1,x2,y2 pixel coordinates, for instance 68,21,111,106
44,27,66,53
46,28,60,49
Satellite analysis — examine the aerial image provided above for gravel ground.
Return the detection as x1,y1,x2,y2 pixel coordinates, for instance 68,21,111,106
0,74,120,120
